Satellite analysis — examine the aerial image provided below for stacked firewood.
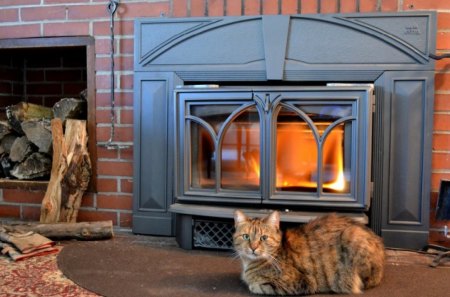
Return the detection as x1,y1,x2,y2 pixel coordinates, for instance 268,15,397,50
0,96,87,180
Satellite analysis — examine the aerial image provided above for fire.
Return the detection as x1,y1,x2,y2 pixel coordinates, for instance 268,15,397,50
211,118,347,193
275,122,347,192
243,122,347,192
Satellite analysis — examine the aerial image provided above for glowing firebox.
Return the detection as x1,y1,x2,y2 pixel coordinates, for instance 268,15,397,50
190,105,351,194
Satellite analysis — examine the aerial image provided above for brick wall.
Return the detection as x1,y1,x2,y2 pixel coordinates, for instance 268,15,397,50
0,48,87,109
0,0,448,245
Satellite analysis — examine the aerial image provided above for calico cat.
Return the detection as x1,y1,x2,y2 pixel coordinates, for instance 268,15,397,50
233,210,385,295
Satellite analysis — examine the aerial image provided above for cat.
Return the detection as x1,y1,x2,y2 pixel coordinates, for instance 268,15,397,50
233,210,385,295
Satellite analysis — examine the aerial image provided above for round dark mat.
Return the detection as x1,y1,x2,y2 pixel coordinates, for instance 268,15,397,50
57,236,450,297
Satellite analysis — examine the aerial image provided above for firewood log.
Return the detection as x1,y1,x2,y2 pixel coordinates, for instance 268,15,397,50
0,121,11,139
6,102,53,134
9,136,34,162
21,119,52,154
0,221,114,240
10,152,51,180
40,119,91,223
53,97,87,123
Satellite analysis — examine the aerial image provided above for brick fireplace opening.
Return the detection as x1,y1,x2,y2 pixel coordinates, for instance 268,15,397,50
133,12,436,250
0,37,97,190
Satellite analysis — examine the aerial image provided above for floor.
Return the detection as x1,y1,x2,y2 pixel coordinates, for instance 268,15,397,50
0,232,449,297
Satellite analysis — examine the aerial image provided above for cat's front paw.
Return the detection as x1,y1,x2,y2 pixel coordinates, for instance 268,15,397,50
249,283,277,295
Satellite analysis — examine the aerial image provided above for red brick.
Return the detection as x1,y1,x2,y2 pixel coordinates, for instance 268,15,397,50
27,83,62,95
95,38,112,55
433,133,450,151
244,0,260,15
437,31,450,50
68,4,109,20
120,178,133,193
97,160,133,176
0,8,18,22
3,189,44,204
119,212,132,228
97,126,134,142
281,0,297,14
432,172,450,191
1,0,40,5
119,146,134,161
96,109,116,125
301,0,318,14
403,1,450,10
435,94,450,111
93,20,134,37
97,194,132,210
45,0,89,3
22,206,41,221
47,69,83,82
97,177,119,192
435,58,450,71
120,109,133,124
432,152,450,171
63,82,86,95
340,0,357,13
208,0,225,16
172,0,188,17
97,146,120,160
120,74,134,89
381,0,398,12
0,24,40,39
262,0,278,14
438,13,450,30
434,113,450,131
435,73,450,91
115,2,170,18
120,38,134,55
96,74,113,90
191,0,206,16
77,209,117,224
321,0,338,13
44,21,90,37
95,92,133,107
95,56,134,72
21,6,66,22
26,70,46,82
0,205,20,218
81,192,95,208
359,0,378,12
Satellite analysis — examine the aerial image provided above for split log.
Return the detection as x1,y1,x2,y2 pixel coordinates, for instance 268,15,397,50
53,97,87,123
59,119,91,223
10,152,51,180
21,119,52,154
0,134,17,154
40,118,65,223
6,102,53,134
0,221,114,240
9,136,34,162
40,119,91,223
0,121,11,139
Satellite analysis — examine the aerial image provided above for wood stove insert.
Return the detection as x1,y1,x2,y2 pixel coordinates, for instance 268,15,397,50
133,12,436,250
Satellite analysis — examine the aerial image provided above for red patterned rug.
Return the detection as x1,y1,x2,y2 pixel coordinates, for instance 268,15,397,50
0,245,98,297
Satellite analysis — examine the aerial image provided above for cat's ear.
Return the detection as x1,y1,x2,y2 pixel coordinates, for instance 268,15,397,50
265,211,280,228
234,210,248,226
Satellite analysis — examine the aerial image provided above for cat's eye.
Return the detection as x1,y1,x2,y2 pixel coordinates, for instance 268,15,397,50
242,234,250,240
260,235,268,241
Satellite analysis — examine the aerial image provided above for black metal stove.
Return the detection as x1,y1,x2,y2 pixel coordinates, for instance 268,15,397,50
133,12,436,250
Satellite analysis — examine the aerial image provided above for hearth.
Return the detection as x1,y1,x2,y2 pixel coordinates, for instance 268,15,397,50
133,12,436,250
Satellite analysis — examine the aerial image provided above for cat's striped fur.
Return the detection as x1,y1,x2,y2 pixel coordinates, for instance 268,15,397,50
233,210,385,295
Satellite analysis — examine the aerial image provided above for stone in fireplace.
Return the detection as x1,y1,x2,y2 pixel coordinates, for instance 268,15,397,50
132,12,436,250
